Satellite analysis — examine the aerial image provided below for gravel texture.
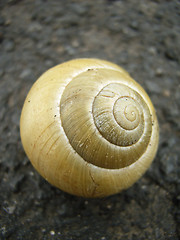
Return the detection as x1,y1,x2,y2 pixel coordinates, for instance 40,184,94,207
0,0,180,239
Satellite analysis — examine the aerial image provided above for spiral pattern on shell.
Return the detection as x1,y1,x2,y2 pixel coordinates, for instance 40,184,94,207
20,58,159,197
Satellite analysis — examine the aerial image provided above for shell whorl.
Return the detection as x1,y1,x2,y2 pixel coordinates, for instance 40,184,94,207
60,68,152,170
20,58,159,197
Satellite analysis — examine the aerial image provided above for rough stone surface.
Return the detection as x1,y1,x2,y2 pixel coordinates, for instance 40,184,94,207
0,0,179,239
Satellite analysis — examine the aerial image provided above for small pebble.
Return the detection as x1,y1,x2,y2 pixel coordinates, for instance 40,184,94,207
19,69,33,79
155,68,164,76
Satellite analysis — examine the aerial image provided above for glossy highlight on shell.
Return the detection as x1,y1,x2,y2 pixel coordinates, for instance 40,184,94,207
20,58,159,197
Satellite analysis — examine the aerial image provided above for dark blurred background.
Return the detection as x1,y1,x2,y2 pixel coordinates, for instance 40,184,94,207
0,0,179,239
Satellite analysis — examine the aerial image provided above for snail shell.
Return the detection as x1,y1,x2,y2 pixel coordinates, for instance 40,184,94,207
20,58,159,197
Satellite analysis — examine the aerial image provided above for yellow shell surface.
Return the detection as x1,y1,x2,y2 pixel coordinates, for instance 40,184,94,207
20,58,159,197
